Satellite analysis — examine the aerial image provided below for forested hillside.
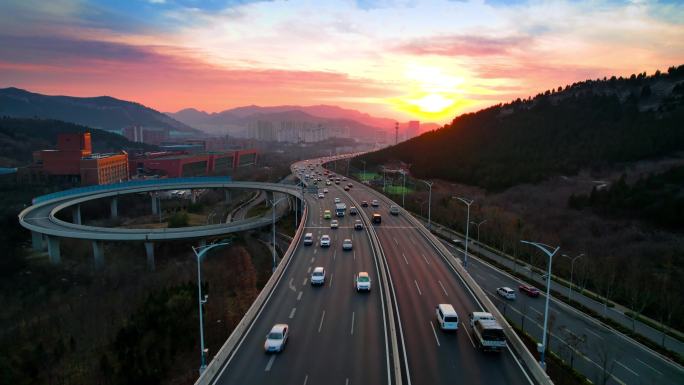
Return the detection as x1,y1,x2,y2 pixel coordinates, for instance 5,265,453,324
0,117,157,166
359,65,684,191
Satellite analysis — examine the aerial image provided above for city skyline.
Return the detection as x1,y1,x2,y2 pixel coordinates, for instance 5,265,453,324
1,0,683,123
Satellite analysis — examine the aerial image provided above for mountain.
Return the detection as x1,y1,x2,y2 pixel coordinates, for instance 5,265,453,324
357,65,684,191
167,104,437,139
0,87,202,136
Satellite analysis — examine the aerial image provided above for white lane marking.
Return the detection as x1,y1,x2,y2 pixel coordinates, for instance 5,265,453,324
314,249,318,254
310,257,314,263
422,253,430,265
402,253,409,265
615,360,639,377
265,355,275,371
636,358,663,376
303,374,309,385
463,326,476,348
329,273,334,288
303,278,308,285
345,379,349,385
429,321,441,347
438,280,448,297
585,328,604,340
353,251,356,260
414,279,422,296
289,278,297,292
289,307,297,319
297,291,303,301
351,312,355,335
529,307,542,317
393,237,399,245
318,310,326,333
333,250,337,260
307,266,312,273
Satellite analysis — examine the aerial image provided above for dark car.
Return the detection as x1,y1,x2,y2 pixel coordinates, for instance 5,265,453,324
361,200,369,207
372,213,382,224
518,285,540,297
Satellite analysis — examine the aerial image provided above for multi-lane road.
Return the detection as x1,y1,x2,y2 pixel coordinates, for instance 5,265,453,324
204,158,538,385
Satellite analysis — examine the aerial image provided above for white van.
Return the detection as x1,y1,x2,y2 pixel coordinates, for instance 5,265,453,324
469,311,495,327
497,287,516,300
435,304,459,331
303,233,313,246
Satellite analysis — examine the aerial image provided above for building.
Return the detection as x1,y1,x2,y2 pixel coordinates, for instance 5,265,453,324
247,120,277,141
122,125,169,145
130,149,259,178
17,132,129,185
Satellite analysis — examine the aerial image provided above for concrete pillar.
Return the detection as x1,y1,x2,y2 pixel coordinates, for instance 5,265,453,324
110,197,118,219
151,194,158,215
47,236,61,264
145,242,155,271
31,231,44,251
92,240,104,269
72,205,81,225
191,190,197,204
224,189,231,202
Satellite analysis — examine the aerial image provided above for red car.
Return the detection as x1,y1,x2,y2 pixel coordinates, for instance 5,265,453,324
519,285,540,297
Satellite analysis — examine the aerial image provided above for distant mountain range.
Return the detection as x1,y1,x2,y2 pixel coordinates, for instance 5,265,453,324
358,64,684,190
0,87,201,136
167,105,441,138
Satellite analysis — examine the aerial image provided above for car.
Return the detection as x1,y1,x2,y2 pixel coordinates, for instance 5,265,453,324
389,205,400,215
361,200,369,207
330,219,339,229
311,267,325,286
354,220,363,230
355,272,371,292
342,238,353,250
347,183,353,188
436,304,459,330
342,177,347,181
371,199,379,207
335,180,340,185
323,188,329,193
303,232,313,246
334,197,341,204
264,324,289,353
326,181,332,186
497,287,516,300
320,235,331,247
344,186,350,191
312,180,318,185
518,284,540,297
372,213,382,224
318,192,325,199
323,210,331,219
451,239,463,247
349,206,358,215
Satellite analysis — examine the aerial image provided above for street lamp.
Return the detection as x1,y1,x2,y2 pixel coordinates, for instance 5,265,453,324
269,196,286,272
192,241,231,374
470,219,487,246
400,170,407,207
419,179,433,229
520,240,560,371
562,253,584,301
453,196,473,268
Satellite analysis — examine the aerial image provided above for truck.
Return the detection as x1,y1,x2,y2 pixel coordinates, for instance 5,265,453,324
473,319,507,352
335,203,346,217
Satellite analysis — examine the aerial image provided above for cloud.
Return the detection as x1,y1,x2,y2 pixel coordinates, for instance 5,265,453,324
394,34,533,57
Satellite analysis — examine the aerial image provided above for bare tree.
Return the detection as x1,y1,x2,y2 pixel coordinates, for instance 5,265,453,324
594,341,619,385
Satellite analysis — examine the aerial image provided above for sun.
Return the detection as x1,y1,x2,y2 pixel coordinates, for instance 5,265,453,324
411,93,454,113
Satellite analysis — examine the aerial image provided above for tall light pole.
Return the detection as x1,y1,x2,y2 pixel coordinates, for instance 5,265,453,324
419,179,433,229
470,219,487,246
453,196,473,268
192,241,231,374
562,253,584,300
520,240,560,371
269,196,286,272
401,170,407,207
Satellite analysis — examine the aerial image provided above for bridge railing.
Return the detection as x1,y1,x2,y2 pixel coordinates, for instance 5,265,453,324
32,177,232,204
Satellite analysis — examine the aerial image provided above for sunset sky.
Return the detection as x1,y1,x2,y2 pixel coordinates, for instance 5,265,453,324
1,0,683,123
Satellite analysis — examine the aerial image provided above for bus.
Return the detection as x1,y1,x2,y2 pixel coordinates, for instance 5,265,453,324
473,319,507,352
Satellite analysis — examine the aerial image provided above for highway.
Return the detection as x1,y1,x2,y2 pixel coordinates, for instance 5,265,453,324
330,170,534,385
210,163,391,385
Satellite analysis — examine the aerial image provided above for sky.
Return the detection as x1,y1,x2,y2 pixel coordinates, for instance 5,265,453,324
0,0,683,123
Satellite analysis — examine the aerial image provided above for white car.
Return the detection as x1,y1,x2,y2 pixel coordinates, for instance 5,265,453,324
264,324,289,353
334,197,341,204
326,181,331,186
320,235,331,247
371,199,379,207
342,238,353,250
497,287,516,300
330,219,339,229
354,220,363,230
323,188,329,193
318,192,325,199
355,272,371,292
311,267,325,286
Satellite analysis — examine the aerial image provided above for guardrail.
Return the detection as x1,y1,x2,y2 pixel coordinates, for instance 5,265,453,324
33,176,232,204
194,201,308,385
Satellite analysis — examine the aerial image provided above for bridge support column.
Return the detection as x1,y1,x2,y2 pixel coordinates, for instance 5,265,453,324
151,194,158,215
145,242,155,271
31,231,44,251
47,236,61,264
266,191,274,207
110,197,118,219
224,189,231,202
92,241,104,269
72,205,81,225
191,190,197,204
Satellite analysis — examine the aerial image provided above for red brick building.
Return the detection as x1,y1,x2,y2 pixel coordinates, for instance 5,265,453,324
130,149,258,178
